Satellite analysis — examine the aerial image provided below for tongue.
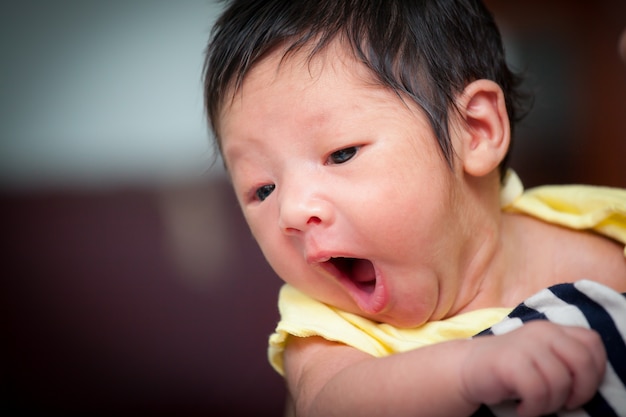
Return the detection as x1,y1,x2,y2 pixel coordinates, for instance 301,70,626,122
351,259,375,283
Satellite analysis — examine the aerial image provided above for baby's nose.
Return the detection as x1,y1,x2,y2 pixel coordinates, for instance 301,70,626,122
277,185,334,235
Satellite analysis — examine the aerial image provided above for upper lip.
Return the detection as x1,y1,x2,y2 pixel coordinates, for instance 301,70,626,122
307,251,336,265
316,256,347,279
308,254,344,282
306,251,352,275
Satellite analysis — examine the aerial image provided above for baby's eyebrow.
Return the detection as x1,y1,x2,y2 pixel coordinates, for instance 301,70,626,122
220,140,244,168
220,140,267,182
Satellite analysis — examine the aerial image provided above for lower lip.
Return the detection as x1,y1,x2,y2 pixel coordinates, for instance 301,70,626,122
340,266,388,315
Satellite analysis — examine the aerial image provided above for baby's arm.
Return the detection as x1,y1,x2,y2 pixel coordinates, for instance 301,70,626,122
283,321,605,417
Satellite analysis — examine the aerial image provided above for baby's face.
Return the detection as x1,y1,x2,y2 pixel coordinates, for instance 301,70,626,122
220,44,470,327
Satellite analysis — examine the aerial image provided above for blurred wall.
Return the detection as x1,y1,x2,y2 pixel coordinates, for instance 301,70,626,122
487,0,626,188
1,181,287,416
1,1,625,416
1,1,290,416
0,0,221,188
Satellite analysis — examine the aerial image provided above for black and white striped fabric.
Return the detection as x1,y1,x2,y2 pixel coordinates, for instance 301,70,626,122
472,280,626,417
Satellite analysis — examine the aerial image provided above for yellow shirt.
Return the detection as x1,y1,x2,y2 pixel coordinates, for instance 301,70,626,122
268,171,626,375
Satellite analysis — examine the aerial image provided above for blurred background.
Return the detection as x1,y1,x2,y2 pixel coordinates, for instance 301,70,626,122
1,0,625,416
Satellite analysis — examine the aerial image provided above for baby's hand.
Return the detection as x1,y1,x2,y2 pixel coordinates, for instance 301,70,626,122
460,321,606,417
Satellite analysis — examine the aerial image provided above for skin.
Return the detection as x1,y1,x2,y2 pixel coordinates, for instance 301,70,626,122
219,42,626,416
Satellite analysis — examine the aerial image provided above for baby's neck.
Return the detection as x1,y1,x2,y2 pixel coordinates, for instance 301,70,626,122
461,212,626,312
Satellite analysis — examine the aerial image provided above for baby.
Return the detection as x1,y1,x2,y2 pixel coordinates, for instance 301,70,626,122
203,0,626,416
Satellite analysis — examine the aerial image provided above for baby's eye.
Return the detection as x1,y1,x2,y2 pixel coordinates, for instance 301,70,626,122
328,146,359,164
255,184,275,202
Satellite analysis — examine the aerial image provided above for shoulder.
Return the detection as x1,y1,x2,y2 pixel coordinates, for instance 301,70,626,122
514,212,626,292
503,180,626,293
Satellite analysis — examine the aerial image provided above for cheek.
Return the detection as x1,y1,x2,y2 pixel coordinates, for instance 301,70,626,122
253,231,292,282
375,176,456,253
247,220,278,261
245,211,300,280
242,208,279,261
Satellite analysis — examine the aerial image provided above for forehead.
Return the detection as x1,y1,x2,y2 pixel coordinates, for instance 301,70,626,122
218,41,381,125
218,42,407,158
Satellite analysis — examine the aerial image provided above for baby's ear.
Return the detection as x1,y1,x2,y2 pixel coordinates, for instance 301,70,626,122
454,79,510,177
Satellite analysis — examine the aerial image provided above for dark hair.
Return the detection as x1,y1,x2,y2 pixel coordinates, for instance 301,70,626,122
203,0,529,172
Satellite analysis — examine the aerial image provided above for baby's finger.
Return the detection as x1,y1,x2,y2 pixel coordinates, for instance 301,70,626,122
517,354,572,417
553,326,606,409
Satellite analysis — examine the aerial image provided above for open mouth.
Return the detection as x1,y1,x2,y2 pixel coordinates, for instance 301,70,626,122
328,257,377,294
317,256,386,314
